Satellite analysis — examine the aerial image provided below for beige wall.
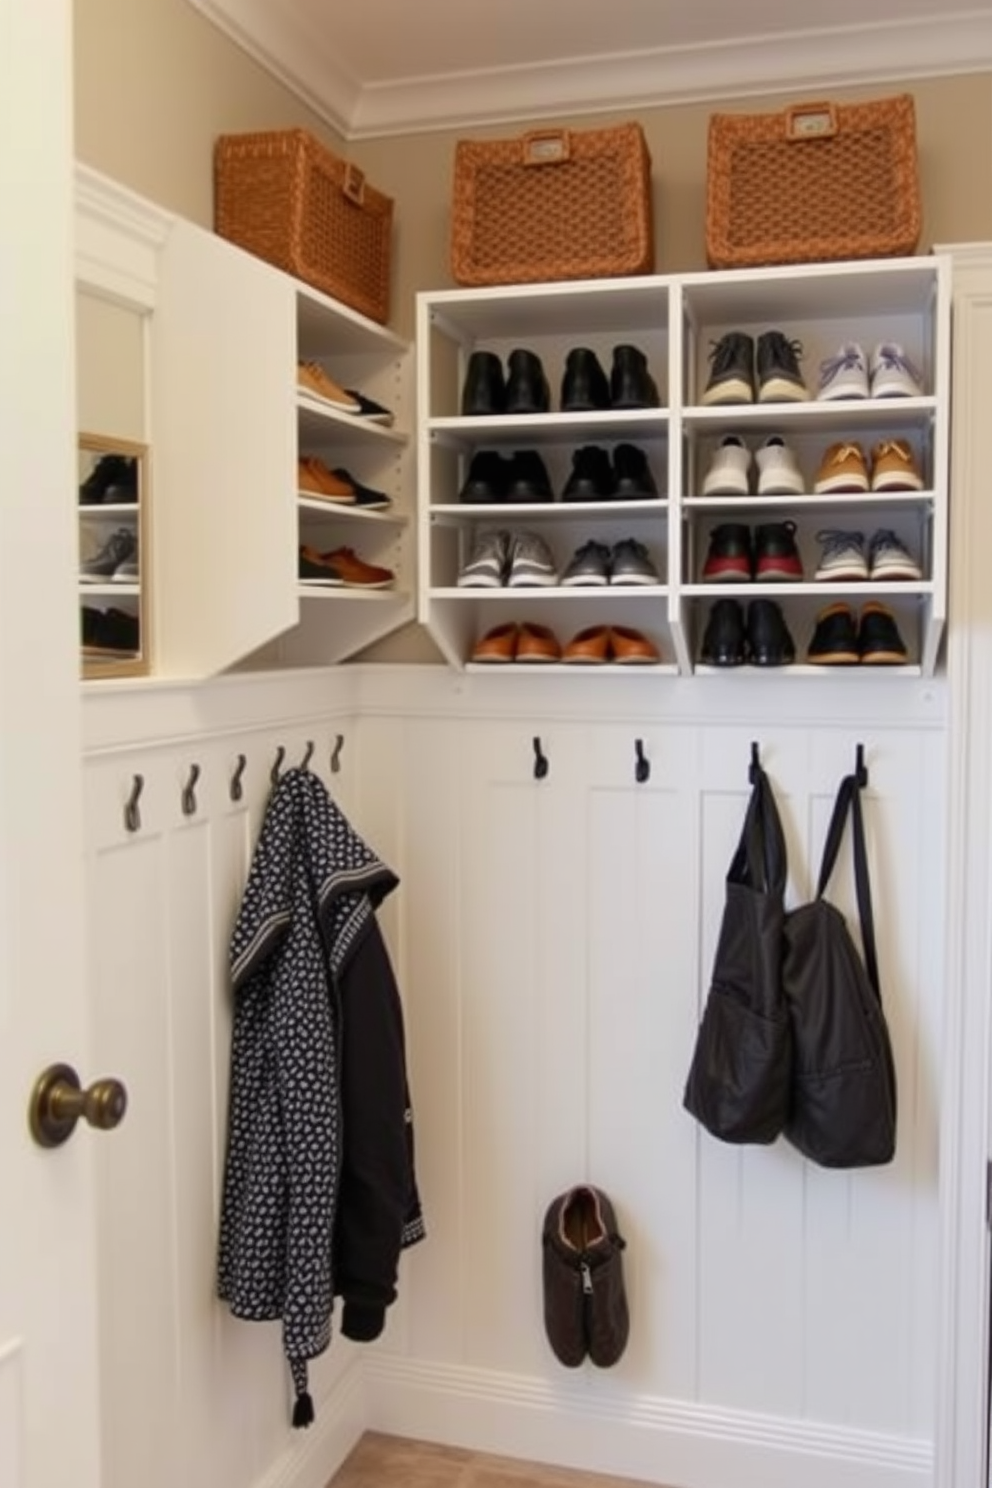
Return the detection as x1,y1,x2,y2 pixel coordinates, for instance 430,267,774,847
72,0,992,662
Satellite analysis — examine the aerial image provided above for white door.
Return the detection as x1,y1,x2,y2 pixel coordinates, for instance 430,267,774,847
0,2,104,1486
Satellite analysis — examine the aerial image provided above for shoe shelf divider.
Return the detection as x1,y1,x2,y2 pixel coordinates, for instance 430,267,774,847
418,258,950,677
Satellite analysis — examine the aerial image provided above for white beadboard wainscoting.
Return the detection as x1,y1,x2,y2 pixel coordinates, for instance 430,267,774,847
81,665,949,1488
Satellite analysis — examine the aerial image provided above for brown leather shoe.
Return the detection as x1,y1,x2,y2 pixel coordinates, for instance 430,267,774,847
562,625,610,664
298,457,356,503
471,622,519,663
541,1186,629,1369
516,622,561,663
609,625,660,665
297,361,361,414
320,546,395,588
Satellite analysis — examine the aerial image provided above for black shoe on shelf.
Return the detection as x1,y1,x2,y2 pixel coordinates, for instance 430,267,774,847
701,332,755,406
756,330,810,403
610,344,659,409
561,445,616,502
343,389,394,425
747,599,796,666
505,449,554,503
700,598,746,666
79,454,138,505
461,350,506,416
560,347,611,412
330,467,392,510
700,522,753,582
807,603,860,665
505,348,550,414
81,605,140,655
612,443,660,500
858,602,909,665
458,450,508,504
753,520,804,581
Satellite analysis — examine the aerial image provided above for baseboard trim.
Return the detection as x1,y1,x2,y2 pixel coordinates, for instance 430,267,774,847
255,1357,366,1488
365,1354,931,1488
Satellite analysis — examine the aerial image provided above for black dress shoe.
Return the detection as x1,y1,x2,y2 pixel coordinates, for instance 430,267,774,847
610,344,660,409
458,450,508,504
807,603,860,664
561,348,610,412
561,446,615,502
858,602,908,664
612,443,660,500
79,454,138,505
505,348,550,414
461,351,506,416
505,450,554,503
747,599,796,666
700,598,746,666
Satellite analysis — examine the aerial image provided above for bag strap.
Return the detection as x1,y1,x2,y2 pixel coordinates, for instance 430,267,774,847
729,765,787,894
816,774,880,999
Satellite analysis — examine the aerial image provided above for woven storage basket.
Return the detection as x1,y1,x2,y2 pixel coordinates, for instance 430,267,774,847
706,95,921,270
214,128,392,324
450,123,653,286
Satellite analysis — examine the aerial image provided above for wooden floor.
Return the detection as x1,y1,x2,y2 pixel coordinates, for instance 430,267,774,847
327,1432,662,1488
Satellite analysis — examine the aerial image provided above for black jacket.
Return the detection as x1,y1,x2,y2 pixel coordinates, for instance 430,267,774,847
217,768,424,1425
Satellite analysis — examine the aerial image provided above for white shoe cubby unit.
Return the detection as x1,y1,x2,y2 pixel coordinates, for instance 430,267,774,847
417,255,950,677
151,216,414,676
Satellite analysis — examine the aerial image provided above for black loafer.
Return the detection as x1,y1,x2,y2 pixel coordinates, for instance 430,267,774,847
461,351,506,416
612,443,660,500
561,446,615,502
458,450,508,504
858,602,909,664
505,348,550,414
505,449,554,503
747,599,796,666
610,344,660,409
700,598,746,666
807,603,860,664
561,347,610,412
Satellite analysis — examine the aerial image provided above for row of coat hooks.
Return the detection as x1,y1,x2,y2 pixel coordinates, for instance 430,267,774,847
531,736,651,783
123,734,345,833
748,740,869,786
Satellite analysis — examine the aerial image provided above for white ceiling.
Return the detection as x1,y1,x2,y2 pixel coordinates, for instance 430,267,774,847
188,0,992,139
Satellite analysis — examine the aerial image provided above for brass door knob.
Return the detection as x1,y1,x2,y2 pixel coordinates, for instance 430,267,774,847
28,1062,128,1148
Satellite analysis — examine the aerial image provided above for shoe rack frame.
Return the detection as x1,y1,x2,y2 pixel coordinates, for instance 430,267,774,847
416,256,951,677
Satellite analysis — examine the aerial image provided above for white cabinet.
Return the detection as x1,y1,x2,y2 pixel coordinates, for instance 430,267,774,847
417,257,950,676
150,216,414,677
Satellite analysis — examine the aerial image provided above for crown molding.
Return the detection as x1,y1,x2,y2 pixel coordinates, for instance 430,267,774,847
185,2,992,140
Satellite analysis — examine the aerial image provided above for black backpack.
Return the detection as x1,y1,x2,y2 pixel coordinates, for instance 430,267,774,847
781,772,897,1168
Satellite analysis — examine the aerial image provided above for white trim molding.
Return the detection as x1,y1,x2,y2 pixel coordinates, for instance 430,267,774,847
254,1357,366,1488
75,163,173,310
365,1355,931,1488
183,2,992,140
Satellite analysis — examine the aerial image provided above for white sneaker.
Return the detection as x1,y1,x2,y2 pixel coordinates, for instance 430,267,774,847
870,343,925,398
867,529,923,581
701,434,750,496
755,435,804,495
457,529,510,588
506,530,558,587
816,343,869,400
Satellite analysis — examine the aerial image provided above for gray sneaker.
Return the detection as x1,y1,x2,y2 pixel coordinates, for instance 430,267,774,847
80,526,137,582
610,538,661,586
458,529,510,587
506,530,558,587
560,539,611,587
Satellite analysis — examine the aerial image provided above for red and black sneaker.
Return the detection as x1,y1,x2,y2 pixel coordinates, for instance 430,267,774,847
701,522,752,582
754,520,804,581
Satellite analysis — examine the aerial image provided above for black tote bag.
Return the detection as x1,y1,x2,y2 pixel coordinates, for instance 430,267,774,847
781,773,897,1168
683,765,792,1144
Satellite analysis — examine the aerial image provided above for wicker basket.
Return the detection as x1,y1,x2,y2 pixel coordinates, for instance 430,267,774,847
706,95,921,270
214,129,393,325
450,123,653,287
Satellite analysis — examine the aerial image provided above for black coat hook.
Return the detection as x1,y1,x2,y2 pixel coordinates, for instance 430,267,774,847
330,734,344,774
533,737,549,780
301,740,315,772
635,739,650,784
230,753,247,803
271,745,285,786
749,741,761,784
855,743,868,788
124,774,144,833
181,763,200,817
